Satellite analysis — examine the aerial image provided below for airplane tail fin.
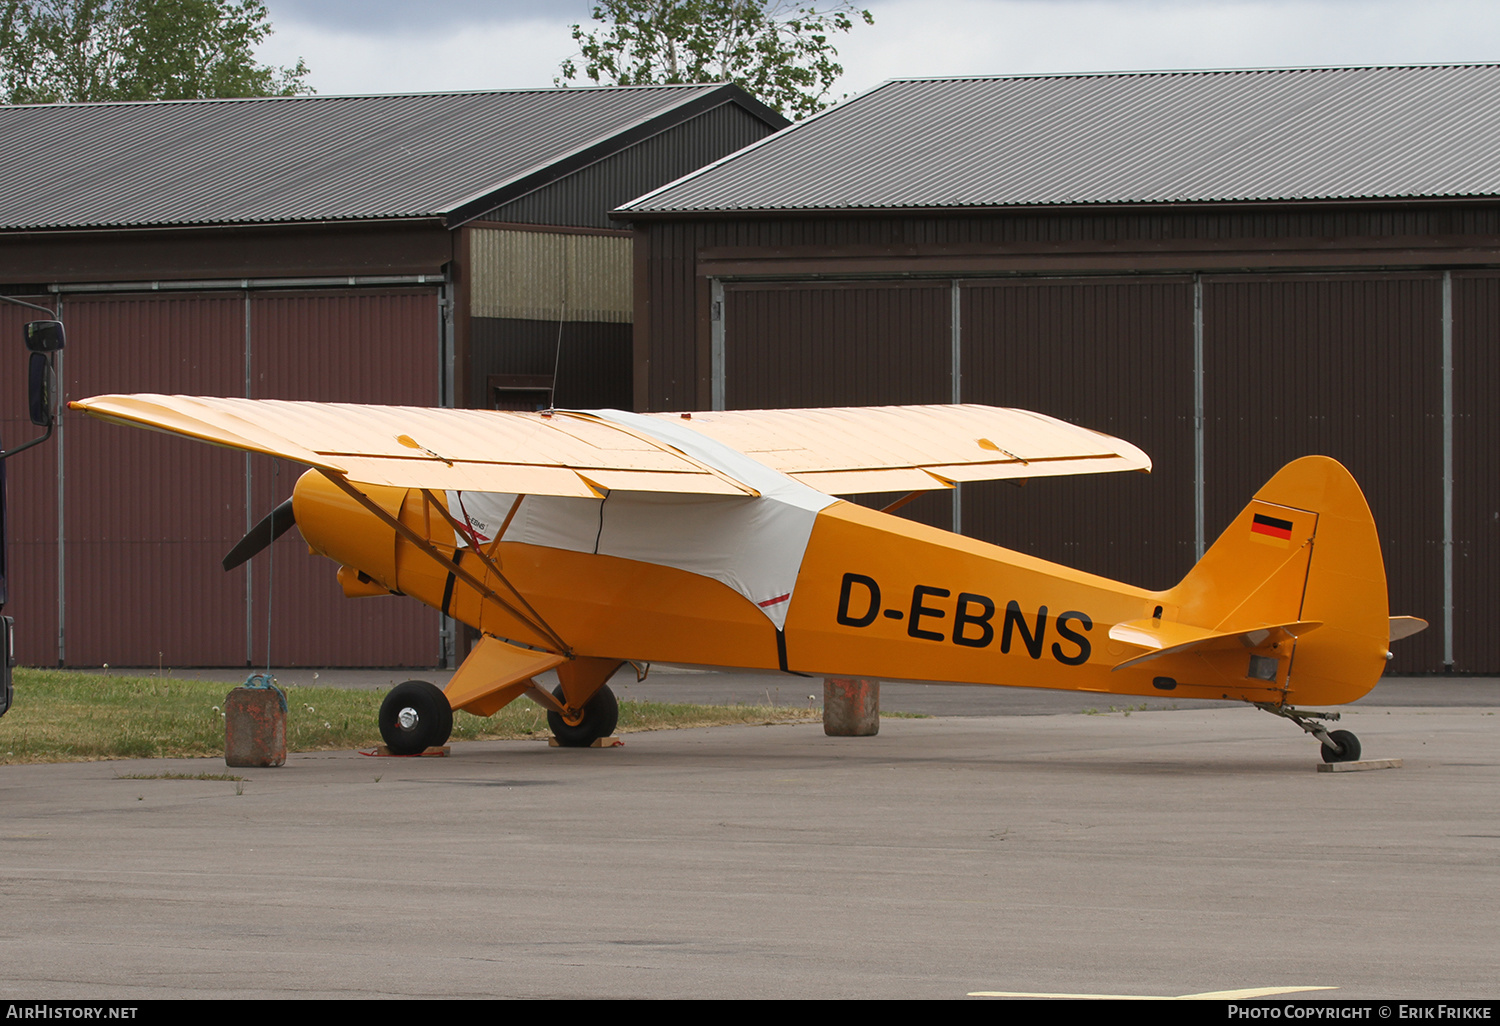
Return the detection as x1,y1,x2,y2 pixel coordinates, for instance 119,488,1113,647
1123,457,1411,705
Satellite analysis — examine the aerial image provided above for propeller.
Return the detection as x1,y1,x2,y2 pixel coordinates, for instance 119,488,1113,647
223,498,296,571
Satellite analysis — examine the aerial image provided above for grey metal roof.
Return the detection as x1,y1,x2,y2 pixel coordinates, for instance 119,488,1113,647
619,65,1500,214
0,84,762,230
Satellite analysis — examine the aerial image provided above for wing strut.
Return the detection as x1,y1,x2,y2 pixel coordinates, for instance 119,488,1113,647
417,488,568,656
320,472,573,656
484,494,524,560
880,491,923,515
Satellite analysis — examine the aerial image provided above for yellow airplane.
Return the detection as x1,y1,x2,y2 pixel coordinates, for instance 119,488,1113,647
71,396,1425,761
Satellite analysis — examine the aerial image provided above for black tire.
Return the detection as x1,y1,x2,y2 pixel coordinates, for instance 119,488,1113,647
379,680,453,755
547,683,619,747
1320,729,1362,763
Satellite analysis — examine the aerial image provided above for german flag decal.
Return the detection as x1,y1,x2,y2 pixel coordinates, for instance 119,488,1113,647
1251,512,1295,546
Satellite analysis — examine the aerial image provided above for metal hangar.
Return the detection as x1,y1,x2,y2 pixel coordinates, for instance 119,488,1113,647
0,84,786,668
617,65,1500,673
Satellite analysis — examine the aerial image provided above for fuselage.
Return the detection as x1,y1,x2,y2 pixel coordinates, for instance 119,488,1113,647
291,469,1386,707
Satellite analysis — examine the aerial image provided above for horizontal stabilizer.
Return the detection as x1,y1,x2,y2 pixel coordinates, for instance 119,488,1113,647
1389,616,1428,642
1109,618,1323,672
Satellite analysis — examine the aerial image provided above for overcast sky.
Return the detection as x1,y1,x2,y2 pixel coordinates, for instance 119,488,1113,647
256,0,1500,102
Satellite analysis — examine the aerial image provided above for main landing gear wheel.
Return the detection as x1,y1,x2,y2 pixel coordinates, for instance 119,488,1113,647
379,680,453,755
548,683,619,747
1320,729,1362,764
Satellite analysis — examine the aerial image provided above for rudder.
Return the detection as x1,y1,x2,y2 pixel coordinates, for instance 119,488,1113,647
1164,457,1391,705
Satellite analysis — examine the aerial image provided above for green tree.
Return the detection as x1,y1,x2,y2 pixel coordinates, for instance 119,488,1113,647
558,0,873,121
0,0,310,103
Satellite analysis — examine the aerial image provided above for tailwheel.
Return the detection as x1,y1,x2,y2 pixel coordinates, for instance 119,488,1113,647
1256,702,1362,763
379,680,454,755
1320,729,1362,764
547,683,619,747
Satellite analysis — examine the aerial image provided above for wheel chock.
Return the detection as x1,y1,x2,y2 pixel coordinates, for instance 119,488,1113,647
547,735,623,748
365,745,450,757
1317,757,1402,773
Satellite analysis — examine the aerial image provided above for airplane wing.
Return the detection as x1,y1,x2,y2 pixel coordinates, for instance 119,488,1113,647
69,395,1150,497
69,395,756,498
657,405,1150,494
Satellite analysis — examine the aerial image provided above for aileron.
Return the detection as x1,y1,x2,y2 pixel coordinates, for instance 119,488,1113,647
661,404,1151,494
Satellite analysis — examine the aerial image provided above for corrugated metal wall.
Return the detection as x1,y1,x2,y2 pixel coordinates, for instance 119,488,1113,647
0,298,61,667
62,293,246,667
481,101,778,229
471,229,632,323
718,277,1196,580
637,206,1500,412
469,318,632,411
722,280,956,528
246,290,441,668
724,281,952,405
1451,272,1500,673
961,278,1197,590
468,227,634,411
1201,274,1444,674
7,287,440,668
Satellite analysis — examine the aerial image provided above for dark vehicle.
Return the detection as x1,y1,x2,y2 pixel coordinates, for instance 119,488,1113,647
0,319,65,715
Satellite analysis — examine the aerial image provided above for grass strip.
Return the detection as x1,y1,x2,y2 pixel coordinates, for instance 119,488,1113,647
0,668,820,765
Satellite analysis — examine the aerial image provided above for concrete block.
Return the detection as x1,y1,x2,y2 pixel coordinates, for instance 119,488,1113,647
225,684,286,767
824,677,879,736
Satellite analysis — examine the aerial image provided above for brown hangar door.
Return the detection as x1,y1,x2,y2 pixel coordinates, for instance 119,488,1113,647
1200,274,1444,675
958,277,1197,592
719,280,957,529
12,287,442,669
717,277,1198,584
718,273,1462,673
1452,272,1500,674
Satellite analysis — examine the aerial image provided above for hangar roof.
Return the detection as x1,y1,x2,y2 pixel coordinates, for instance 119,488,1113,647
0,84,779,231
618,64,1500,215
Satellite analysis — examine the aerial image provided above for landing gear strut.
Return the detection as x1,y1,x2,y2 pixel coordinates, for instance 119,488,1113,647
379,680,454,755
1255,703,1361,763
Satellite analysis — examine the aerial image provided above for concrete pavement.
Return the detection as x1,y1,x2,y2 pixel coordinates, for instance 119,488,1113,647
0,687,1494,999
115,662,1500,715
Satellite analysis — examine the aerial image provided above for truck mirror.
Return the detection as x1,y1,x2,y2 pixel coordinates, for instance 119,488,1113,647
24,320,64,353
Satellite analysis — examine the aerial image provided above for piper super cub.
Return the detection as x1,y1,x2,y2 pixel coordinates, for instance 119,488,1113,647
70,396,1426,761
